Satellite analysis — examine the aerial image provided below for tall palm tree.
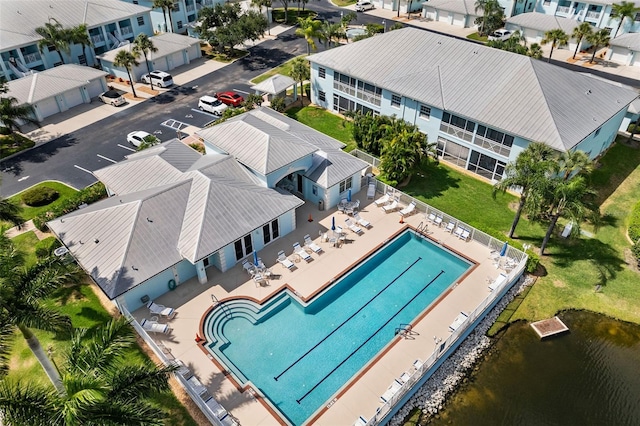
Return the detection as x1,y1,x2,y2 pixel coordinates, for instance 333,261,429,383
0,96,39,135
132,34,158,90
0,317,177,425
541,28,569,63
67,24,92,65
493,142,556,238
113,50,140,98
586,29,611,63
571,22,593,59
0,196,23,225
35,18,70,65
0,234,83,393
153,0,175,33
474,0,489,35
610,1,640,37
554,149,592,181
252,0,273,35
320,21,345,48
295,17,323,55
289,57,310,104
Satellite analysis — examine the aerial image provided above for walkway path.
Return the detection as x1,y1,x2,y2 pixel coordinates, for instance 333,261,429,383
4,219,51,240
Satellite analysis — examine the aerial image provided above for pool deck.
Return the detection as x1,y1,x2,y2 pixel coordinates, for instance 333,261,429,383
132,193,507,425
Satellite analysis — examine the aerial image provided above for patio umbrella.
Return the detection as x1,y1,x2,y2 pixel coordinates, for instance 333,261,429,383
347,188,352,202
499,242,508,257
253,250,259,266
331,216,336,231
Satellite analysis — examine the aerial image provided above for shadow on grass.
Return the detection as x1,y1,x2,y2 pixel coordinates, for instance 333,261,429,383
401,164,461,200
548,237,625,282
589,141,640,206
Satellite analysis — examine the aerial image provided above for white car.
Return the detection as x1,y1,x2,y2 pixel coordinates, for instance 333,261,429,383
140,70,174,88
198,95,228,116
127,130,155,147
488,29,513,41
355,1,374,11
98,90,125,106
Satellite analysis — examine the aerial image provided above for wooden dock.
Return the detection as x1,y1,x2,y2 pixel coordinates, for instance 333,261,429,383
530,316,569,339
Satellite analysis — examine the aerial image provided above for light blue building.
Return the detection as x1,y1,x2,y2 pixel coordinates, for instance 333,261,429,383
120,0,226,34
307,28,638,182
0,0,154,81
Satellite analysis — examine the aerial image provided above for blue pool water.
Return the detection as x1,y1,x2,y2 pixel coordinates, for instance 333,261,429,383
204,231,471,425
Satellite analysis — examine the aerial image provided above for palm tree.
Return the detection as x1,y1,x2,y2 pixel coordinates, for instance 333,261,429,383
493,142,556,238
0,96,39,134
252,0,273,35
528,43,543,59
0,196,23,225
320,21,345,48
474,0,489,35
279,0,291,23
571,22,593,59
586,29,611,64
554,149,592,181
541,28,569,62
113,50,140,98
295,17,323,55
35,18,70,65
0,234,83,393
380,118,435,184
133,34,158,90
153,0,175,33
289,57,309,104
67,24,92,65
0,317,176,425
610,1,640,37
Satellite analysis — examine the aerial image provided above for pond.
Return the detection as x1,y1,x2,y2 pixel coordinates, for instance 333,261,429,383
429,311,640,426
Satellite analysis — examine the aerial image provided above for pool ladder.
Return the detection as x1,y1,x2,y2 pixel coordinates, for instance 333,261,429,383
211,294,231,317
416,221,429,237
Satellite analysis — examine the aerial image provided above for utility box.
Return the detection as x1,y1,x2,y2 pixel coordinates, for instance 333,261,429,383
318,200,324,211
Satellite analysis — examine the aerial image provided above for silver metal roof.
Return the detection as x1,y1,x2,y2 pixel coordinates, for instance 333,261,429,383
507,12,582,33
305,150,370,189
250,74,296,95
49,140,303,299
307,28,638,151
609,32,640,52
422,0,477,15
97,33,200,62
0,0,151,50
5,64,107,104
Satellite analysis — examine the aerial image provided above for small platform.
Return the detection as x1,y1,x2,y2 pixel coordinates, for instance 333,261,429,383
530,316,569,339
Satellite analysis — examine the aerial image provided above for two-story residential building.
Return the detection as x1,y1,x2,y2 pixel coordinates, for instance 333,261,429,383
121,0,226,34
534,0,640,35
0,0,153,81
307,28,638,183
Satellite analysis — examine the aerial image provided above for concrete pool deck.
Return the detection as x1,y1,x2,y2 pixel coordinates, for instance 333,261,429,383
132,193,513,425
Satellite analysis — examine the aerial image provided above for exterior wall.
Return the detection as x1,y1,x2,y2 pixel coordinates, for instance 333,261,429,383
266,156,314,188
608,46,638,67
325,172,363,208
573,107,629,159
533,0,640,34
124,0,225,34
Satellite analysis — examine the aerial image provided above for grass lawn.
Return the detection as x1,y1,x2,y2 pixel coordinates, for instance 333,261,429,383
333,0,357,5
8,181,78,221
272,8,317,25
467,32,488,42
251,54,307,84
10,231,39,266
0,133,35,159
286,106,356,151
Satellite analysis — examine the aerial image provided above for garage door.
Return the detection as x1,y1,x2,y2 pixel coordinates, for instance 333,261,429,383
170,51,184,70
453,13,465,26
35,96,60,120
86,79,104,98
438,11,449,23
425,8,437,20
188,44,199,61
61,89,84,110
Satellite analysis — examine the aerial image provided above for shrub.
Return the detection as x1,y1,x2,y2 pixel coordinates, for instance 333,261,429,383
0,126,11,135
270,97,286,112
627,122,639,134
35,237,61,258
629,200,640,243
33,182,107,231
631,242,640,264
189,142,205,154
21,186,59,207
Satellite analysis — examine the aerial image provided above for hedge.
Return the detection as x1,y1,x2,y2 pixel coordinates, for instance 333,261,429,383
35,237,61,258
33,182,107,232
629,200,640,244
22,186,59,207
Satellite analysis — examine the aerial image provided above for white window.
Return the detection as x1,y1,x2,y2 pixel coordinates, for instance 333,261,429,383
339,177,353,193
318,91,326,102
391,94,401,108
419,105,431,119
137,16,144,26
319,67,326,78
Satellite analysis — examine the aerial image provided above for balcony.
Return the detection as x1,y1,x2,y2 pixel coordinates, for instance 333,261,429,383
23,52,42,64
586,11,600,20
187,4,195,12
120,26,133,37
556,6,571,14
91,34,105,44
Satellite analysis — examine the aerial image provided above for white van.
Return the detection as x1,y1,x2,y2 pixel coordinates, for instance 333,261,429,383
198,95,228,116
141,70,174,88
355,1,374,11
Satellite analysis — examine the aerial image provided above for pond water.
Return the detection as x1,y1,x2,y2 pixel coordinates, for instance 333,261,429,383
429,311,640,426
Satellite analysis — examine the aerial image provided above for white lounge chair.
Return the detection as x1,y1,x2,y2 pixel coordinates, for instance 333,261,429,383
449,312,469,331
453,226,464,239
459,229,470,241
293,242,312,262
399,201,416,217
173,359,193,380
489,273,508,291
427,213,436,223
398,371,412,384
146,301,176,319
303,234,323,254
367,182,376,199
345,218,363,235
242,259,256,275
354,213,371,229
382,199,399,213
277,250,295,270
374,193,391,206
380,379,403,403
187,375,208,397
141,318,170,334
354,415,368,426
204,396,228,420
413,359,423,371
444,221,455,233
434,215,443,227
253,273,268,286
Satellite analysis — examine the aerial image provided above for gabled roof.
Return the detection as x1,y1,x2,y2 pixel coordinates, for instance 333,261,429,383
609,32,640,52
0,0,151,51
307,28,638,151
250,74,296,95
507,12,581,34
97,33,200,63
48,140,303,299
305,150,370,189
5,65,107,104
422,0,477,15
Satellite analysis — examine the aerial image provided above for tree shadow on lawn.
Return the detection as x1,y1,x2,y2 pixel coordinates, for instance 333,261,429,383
401,164,461,200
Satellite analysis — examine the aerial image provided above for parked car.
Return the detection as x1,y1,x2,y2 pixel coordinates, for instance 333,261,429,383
488,29,513,41
98,90,125,106
140,70,174,88
127,130,155,147
216,91,245,107
198,95,228,116
355,1,374,12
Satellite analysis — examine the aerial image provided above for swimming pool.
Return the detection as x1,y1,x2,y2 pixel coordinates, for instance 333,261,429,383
204,230,471,424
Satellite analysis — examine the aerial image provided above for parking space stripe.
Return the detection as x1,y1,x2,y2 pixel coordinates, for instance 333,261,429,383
117,144,136,152
74,165,93,175
97,154,117,163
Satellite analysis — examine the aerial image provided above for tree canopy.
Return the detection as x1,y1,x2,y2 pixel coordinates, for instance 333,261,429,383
198,4,267,53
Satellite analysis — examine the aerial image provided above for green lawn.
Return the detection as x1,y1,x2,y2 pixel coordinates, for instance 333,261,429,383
286,106,356,151
0,133,35,159
333,0,357,5
10,231,39,266
467,32,488,42
251,54,307,84
8,181,78,221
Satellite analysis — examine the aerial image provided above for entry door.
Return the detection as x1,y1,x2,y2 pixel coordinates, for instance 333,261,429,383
234,234,253,261
297,174,303,193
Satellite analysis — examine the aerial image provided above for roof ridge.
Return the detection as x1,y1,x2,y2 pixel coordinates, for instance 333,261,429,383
528,59,564,148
